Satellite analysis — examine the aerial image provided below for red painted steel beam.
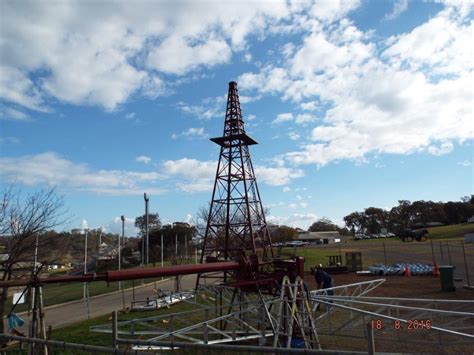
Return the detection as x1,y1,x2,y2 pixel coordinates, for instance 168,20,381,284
0,261,241,287
106,261,240,282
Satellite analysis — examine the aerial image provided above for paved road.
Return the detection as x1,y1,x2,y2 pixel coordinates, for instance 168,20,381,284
10,275,197,333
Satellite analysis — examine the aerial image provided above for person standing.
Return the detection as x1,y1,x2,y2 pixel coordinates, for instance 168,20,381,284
312,265,334,296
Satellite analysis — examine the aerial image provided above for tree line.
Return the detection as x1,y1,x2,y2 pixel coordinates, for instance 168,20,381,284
343,196,474,235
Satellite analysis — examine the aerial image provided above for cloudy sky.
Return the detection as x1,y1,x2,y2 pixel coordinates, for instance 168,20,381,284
0,0,472,235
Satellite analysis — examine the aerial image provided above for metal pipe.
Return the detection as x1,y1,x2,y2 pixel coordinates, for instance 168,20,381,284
119,338,366,354
0,261,241,287
106,261,240,282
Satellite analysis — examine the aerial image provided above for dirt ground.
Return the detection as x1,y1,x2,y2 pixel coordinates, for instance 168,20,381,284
304,272,474,354
305,272,474,299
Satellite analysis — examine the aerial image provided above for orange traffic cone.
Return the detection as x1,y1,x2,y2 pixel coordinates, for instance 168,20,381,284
433,263,440,278
405,265,411,277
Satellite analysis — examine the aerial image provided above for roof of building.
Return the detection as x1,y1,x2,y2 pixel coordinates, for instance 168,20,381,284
296,231,340,240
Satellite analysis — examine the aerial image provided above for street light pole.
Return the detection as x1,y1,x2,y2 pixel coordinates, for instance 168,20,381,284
83,229,88,300
119,215,124,291
144,193,149,265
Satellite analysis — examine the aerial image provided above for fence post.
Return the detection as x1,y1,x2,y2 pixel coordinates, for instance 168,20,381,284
439,241,445,264
446,242,452,265
383,242,387,265
430,240,436,265
366,322,375,355
112,310,118,350
461,241,472,288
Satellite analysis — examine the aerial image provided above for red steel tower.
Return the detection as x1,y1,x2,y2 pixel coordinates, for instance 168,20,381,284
198,81,273,284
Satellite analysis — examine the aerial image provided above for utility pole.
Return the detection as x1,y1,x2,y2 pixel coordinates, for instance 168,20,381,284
120,215,124,291
144,193,149,265
161,233,164,268
83,229,88,300
175,233,178,258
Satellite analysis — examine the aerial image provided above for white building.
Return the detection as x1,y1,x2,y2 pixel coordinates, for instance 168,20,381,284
296,231,341,244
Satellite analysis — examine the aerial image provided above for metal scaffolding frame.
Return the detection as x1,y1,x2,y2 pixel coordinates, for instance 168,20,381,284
311,294,474,346
91,277,323,351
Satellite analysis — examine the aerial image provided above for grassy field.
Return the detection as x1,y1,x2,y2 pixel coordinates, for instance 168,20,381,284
424,223,474,240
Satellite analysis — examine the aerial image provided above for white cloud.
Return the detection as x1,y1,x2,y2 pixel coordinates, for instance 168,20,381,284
172,127,207,140
146,35,232,75
0,106,31,121
0,137,20,144
457,160,471,167
238,3,473,167
0,1,298,111
247,114,257,121
0,66,48,112
273,112,315,125
136,155,152,164
162,158,216,192
288,132,300,141
310,0,361,23
162,157,304,192
300,101,318,111
383,8,473,77
282,186,291,192
384,0,409,21
273,113,294,124
427,142,454,156
254,166,304,186
125,112,136,119
106,216,138,236
0,152,165,196
177,101,223,120
267,213,318,229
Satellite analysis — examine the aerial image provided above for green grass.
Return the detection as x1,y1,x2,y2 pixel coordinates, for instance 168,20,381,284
424,223,474,240
46,296,220,354
278,246,377,270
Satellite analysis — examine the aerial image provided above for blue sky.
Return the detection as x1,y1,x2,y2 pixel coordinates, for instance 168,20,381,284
0,0,472,235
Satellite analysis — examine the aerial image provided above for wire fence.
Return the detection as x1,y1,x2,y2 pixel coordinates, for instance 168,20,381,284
329,240,474,287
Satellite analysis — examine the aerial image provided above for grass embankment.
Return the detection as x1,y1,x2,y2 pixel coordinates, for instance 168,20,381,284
424,223,474,240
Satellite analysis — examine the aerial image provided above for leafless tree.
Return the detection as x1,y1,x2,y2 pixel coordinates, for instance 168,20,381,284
0,185,69,334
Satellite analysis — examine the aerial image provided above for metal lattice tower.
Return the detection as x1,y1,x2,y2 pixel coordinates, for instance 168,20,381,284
199,81,273,281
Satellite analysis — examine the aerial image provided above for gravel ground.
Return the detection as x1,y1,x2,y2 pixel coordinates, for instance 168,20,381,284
305,272,474,353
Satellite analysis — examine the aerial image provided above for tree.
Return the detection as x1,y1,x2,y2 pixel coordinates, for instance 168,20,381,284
134,213,161,237
146,222,197,265
364,207,387,234
0,186,68,334
269,225,298,243
343,212,366,233
308,217,338,232
389,200,414,231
